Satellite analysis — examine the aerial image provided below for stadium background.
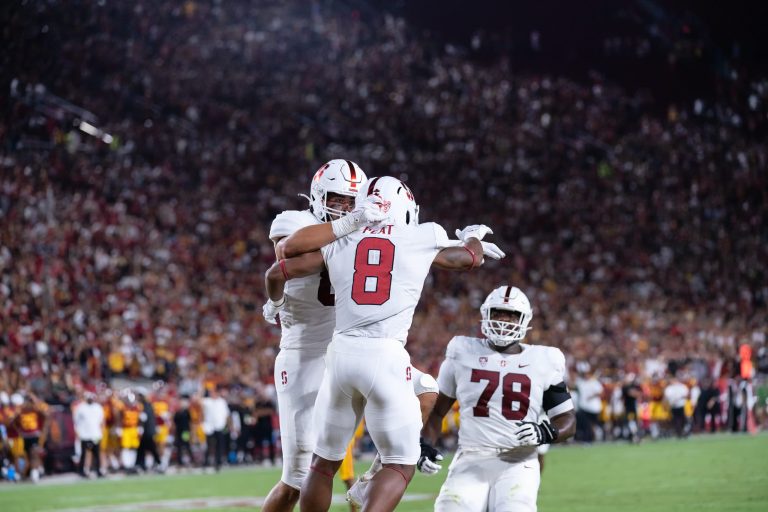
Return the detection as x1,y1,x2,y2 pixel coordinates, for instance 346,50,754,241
1,0,767,509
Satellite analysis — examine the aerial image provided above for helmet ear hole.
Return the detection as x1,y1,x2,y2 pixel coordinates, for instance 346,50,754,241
406,211,411,225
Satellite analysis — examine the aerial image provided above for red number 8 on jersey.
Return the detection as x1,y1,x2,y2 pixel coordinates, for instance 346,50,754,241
351,238,395,305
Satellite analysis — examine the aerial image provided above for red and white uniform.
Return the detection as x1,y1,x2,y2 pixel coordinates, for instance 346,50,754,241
269,209,335,489
435,336,573,512
270,210,336,352
313,221,450,464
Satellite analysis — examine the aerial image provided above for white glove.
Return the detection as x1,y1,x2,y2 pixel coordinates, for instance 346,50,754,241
416,439,444,475
331,196,388,238
511,422,541,447
262,296,286,325
511,420,558,447
455,224,493,243
480,241,505,260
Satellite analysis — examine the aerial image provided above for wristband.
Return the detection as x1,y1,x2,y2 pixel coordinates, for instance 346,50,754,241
269,296,286,308
462,246,477,268
279,259,290,280
331,210,362,238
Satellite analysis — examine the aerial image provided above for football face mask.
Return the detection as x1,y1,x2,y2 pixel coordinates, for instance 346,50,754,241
480,286,533,347
304,159,367,221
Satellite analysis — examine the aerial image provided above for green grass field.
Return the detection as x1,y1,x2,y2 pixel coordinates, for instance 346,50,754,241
1,433,766,511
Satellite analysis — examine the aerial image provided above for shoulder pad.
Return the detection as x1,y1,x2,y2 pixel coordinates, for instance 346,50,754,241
270,210,316,240
446,335,485,358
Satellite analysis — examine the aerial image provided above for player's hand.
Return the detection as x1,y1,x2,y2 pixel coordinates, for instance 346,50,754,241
262,296,286,325
352,195,388,225
455,224,493,243
480,241,505,260
417,438,444,475
332,196,389,237
512,419,558,446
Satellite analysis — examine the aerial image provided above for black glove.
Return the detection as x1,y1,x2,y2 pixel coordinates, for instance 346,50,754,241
512,419,558,446
416,437,444,475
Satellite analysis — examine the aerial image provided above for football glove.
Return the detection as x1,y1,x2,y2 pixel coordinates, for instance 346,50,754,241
445,240,505,261
512,419,558,446
416,438,444,475
455,224,493,243
262,296,286,325
480,241,505,260
331,196,388,237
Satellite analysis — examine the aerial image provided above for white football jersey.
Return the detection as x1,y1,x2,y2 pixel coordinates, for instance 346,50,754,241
321,222,450,343
437,336,573,452
269,210,336,352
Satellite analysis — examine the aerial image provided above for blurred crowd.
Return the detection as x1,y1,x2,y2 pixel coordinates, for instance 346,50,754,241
1,384,278,481
1,0,767,478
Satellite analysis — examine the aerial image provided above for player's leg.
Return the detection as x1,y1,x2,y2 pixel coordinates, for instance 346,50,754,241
25,438,41,481
263,350,326,512
362,342,421,511
434,450,490,512
300,345,363,512
339,439,358,511
490,457,541,512
347,368,439,506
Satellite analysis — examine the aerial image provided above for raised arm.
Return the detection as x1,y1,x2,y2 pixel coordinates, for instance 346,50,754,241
433,224,501,270
432,238,483,270
280,224,337,259
280,197,387,258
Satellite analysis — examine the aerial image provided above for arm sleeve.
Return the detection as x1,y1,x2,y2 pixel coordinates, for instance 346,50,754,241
431,223,452,249
436,340,460,398
543,348,574,417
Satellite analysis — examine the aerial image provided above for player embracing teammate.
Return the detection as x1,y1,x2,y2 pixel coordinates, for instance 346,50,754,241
266,171,504,511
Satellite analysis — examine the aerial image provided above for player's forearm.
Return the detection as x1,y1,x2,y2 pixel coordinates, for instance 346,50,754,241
265,262,287,301
281,224,336,258
433,238,484,270
421,413,444,444
550,411,576,443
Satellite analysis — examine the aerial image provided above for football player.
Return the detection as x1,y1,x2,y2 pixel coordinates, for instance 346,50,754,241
263,161,461,511
11,393,49,482
261,159,367,512
118,391,142,471
422,286,576,512
265,176,500,512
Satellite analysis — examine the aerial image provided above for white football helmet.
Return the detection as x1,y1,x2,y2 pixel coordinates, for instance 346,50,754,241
356,176,419,227
304,159,367,221
480,286,533,347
